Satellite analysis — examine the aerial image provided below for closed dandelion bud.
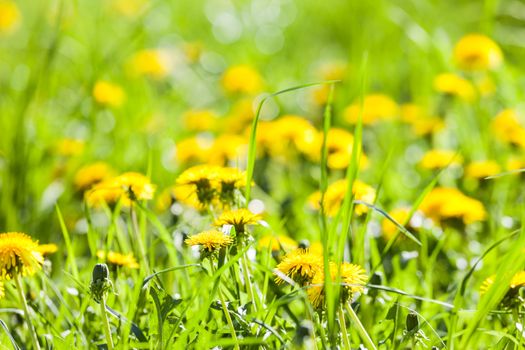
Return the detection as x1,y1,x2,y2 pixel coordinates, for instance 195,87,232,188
406,312,419,333
93,263,110,282
90,263,112,302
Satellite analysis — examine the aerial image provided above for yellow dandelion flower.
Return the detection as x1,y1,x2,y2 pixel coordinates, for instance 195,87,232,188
185,230,233,252
86,172,156,207
257,235,298,253
411,117,445,136
433,73,476,101
506,157,525,172
419,149,462,170
298,128,368,170
36,244,58,256
0,0,20,34
208,134,248,166
275,249,323,286
175,136,214,165
176,165,221,205
55,138,85,157
480,271,525,308
307,262,368,309
0,232,44,280
465,160,501,179
182,109,218,132
344,94,399,125
453,34,503,71
74,162,114,192
93,80,125,107
419,187,486,225
308,179,376,217
214,208,261,235
97,250,139,269
491,109,525,148
221,64,263,94
128,49,170,79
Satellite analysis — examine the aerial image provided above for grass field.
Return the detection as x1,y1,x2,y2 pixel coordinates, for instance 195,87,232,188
1,0,525,349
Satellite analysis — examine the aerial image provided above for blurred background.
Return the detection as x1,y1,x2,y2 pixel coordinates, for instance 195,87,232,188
1,0,524,240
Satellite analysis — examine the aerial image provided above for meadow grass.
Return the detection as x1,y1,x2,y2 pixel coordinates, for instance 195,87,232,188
1,0,525,349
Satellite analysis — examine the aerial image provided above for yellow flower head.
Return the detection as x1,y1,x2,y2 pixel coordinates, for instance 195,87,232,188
465,160,501,179
37,243,58,256
214,208,261,235
182,109,218,132
0,0,20,34
308,179,376,217
344,94,399,125
86,172,156,207
257,234,298,253
433,73,476,101
128,49,170,79
307,262,368,309
419,149,462,170
176,165,220,205
74,162,114,192
419,187,486,225
453,34,503,71
297,128,368,170
208,134,247,166
0,232,43,280
97,250,139,269
55,138,85,157
256,115,317,158
491,109,525,148
480,271,525,307
221,64,263,94
175,136,214,165
185,230,233,252
93,80,125,107
275,249,323,286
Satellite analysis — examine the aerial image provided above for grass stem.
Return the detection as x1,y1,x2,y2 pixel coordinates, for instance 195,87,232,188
14,274,41,350
345,302,377,350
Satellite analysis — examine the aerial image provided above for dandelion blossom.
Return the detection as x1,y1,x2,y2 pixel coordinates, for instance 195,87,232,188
0,233,43,280
97,250,139,269
185,230,233,252
214,208,261,235
221,64,263,94
275,249,323,286
308,262,368,309
93,80,126,107
453,34,503,71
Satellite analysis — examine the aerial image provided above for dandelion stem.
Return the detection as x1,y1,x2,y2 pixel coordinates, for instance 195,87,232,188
100,295,114,350
211,262,240,350
345,302,377,350
338,306,352,350
14,274,41,350
241,250,258,312
130,204,150,274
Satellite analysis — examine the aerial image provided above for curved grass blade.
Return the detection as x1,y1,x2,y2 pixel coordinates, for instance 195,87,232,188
245,80,340,203
0,319,21,350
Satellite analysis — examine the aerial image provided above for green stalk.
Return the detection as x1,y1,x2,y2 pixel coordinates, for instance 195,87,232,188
344,302,377,350
14,275,41,350
130,203,150,274
338,306,351,350
211,263,240,350
241,251,258,312
100,295,114,350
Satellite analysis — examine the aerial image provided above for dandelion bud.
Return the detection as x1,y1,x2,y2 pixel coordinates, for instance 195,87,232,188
92,263,110,282
406,312,419,333
90,263,112,302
